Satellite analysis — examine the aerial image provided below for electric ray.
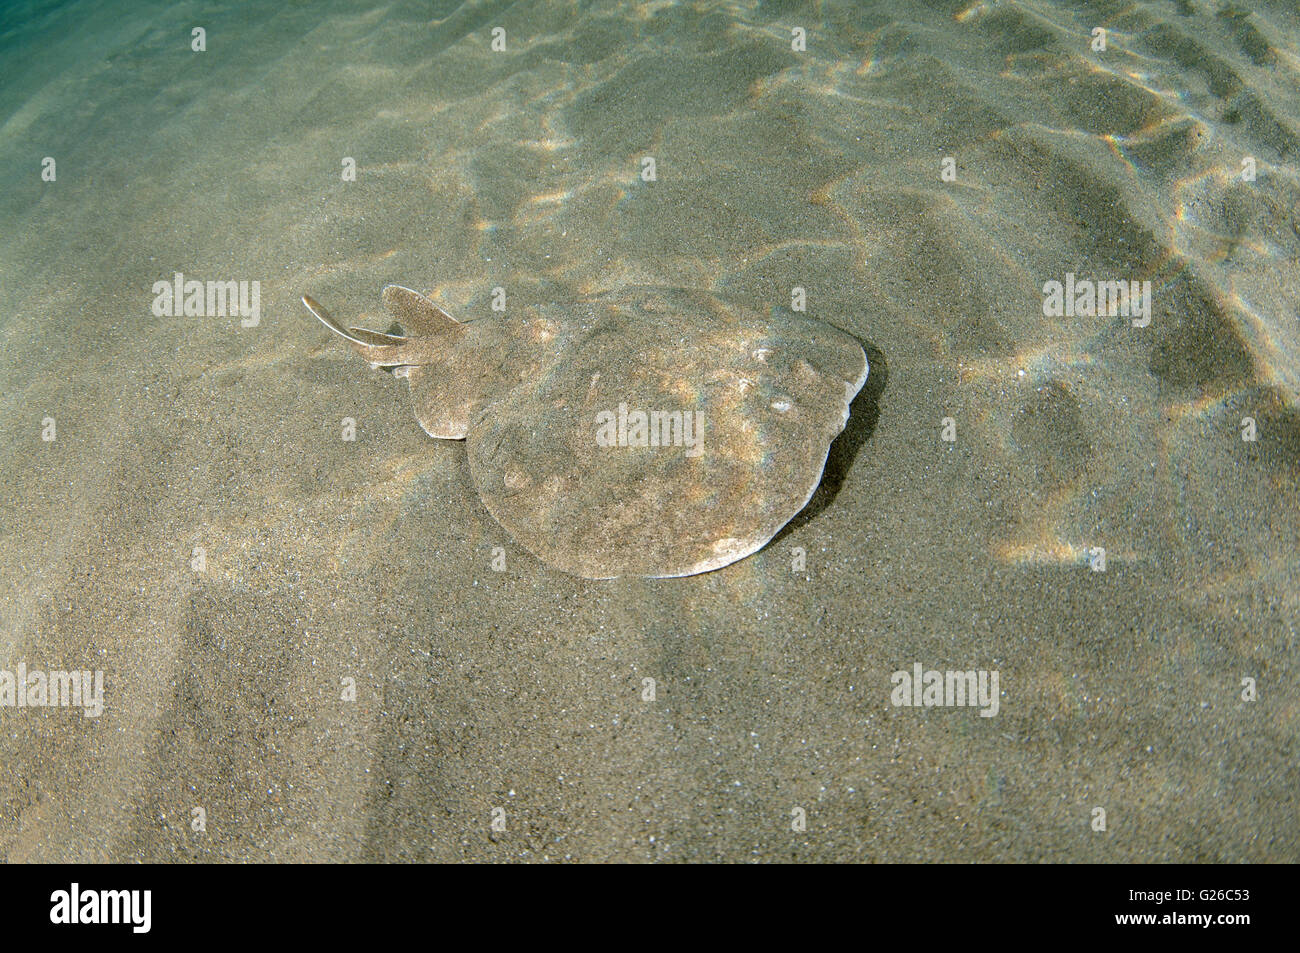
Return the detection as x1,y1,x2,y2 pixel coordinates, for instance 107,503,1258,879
302,285,868,579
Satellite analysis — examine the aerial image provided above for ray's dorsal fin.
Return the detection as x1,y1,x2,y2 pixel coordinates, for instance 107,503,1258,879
382,285,464,338
346,325,407,346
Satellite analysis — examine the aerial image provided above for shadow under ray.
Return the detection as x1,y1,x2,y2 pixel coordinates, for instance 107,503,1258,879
775,338,886,544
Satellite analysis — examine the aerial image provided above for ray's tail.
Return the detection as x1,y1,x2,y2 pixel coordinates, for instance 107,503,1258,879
301,294,410,367
302,286,465,368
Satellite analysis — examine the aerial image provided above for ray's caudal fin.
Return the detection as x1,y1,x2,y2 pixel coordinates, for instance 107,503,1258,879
301,285,463,367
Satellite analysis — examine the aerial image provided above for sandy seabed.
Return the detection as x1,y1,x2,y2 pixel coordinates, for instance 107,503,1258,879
0,0,1297,861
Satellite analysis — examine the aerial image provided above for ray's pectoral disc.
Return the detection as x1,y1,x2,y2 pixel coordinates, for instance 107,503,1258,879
303,285,868,579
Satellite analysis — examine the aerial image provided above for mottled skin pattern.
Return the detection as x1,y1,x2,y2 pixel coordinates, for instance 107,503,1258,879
303,285,868,579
